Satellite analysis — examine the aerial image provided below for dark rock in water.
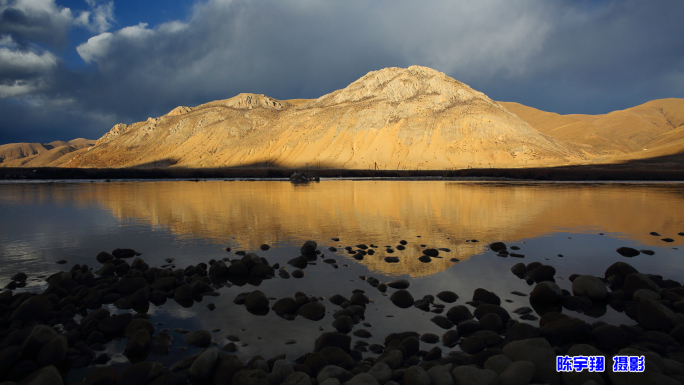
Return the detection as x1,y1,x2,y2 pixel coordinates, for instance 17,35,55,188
17,365,63,385
509,253,525,258
10,296,53,322
384,257,399,263
150,332,173,355
301,240,318,255
446,305,474,324
124,329,151,357
505,322,539,342
85,366,117,385
510,263,526,276
11,272,27,282
457,319,482,335
396,245,405,251
571,275,607,300
418,256,432,263
442,330,459,347
224,342,238,352
540,316,591,346
562,295,593,311
423,248,439,257
390,290,414,308
291,269,305,279
525,265,556,282
385,248,394,253
97,252,115,264
479,313,503,331
436,291,458,303
650,232,661,236
623,273,661,297
591,324,629,352
637,299,680,332
489,242,507,252
260,244,270,251
116,361,164,385
184,330,212,347
112,248,137,259
329,294,347,306
125,319,155,338
431,316,454,329
450,258,460,262
474,304,511,323
439,248,451,252
473,288,501,306
213,354,244,384
512,307,533,315
98,313,133,334
616,247,640,257
663,238,675,242
333,315,354,333
520,314,538,321
387,279,410,289
605,261,639,281
56,260,68,264
421,333,439,344
315,332,352,352
460,336,486,354
640,249,655,255
679,232,684,236
244,290,269,310
413,295,434,311
353,329,372,338
287,256,308,269
297,302,325,320
272,297,299,316
529,281,563,306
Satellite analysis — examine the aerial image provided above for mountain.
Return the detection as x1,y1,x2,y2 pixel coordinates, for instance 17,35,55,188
0,139,95,167
499,99,684,158
63,66,595,169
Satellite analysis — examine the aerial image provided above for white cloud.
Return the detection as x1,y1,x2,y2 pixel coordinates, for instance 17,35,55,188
0,0,74,47
75,31,113,64
75,0,114,33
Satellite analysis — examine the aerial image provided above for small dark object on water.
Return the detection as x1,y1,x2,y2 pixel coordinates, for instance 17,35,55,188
650,232,661,236
207,303,216,311
328,247,337,252
438,248,451,252
56,260,68,264
225,247,231,252
396,245,405,250
290,172,319,184
510,253,525,258
418,256,432,263
489,242,507,252
679,232,684,236
450,258,460,262
384,257,399,263
400,240,407,245
662,238,675,242
640,250,655,255
616,247,640,257
260,244,270,251
386,248,394,253
510,246,520,250
332,237,340,241
423,248,439,257
557,254,564,257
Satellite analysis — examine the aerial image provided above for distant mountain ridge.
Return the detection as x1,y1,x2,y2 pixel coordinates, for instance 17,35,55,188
0,139,95,167
1,66,682,169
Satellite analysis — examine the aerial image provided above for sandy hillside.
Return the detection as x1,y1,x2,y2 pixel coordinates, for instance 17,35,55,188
0,139,95,167
63,66,596,169
500,99,684,159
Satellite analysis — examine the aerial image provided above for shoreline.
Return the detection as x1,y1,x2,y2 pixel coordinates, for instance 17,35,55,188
1,163,684,182
2,241,684,384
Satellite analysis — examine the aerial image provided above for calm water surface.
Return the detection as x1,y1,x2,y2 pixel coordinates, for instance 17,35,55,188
1,180,683,379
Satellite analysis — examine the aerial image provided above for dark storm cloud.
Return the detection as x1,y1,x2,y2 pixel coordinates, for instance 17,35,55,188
1,0,683,143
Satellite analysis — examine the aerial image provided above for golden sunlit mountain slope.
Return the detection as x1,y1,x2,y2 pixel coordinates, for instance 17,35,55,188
63,66,595,169
0,139,95,167
499,98,684,157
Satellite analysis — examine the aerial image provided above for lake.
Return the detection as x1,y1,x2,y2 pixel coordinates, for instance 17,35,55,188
1,179,683,380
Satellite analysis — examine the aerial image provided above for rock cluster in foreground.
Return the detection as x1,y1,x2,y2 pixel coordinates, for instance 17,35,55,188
1,240,684,384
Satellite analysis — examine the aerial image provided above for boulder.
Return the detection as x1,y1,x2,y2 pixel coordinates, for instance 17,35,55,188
184,330,212,348
450,366,497,385
529,281,562,306
403,366,430,385
244,291,269,310
367,362,392,384
17,365,63,385
316,365,352,384
35,336,68,367
436,291,458,303
426,364,454,385
473,288,500,305
189,347,220,381
386,280,410,289
624,273,661,297
315,333,351,352
525,265,556,282
637,299,681,332
572,275,607,300
389,290,414,308
502,338,559,385
212,354,244,385
498,361,535,385
297,302,325,320
114,362,164,385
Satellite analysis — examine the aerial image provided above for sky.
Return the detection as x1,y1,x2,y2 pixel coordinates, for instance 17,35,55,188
1,0,683,144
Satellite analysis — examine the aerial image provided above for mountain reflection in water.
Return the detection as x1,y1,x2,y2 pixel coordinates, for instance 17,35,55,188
9,180,681,277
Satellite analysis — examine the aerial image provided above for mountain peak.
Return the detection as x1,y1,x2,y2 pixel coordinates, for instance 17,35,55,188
313,66,488,108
